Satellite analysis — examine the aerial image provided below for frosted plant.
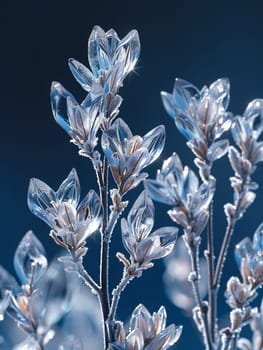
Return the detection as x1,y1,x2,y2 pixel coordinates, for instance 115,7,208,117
1,24,263,350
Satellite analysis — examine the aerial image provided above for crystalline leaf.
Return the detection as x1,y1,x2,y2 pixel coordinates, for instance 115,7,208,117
106,63,125,95
130,304,152,337
116,29,140,76
207,139,229,163
51,82,77,134
243,99,263,134
240,191,256,211
161,92,175,118
228,146,241,175
14,231,47,287
209,78,230,109
142,125,165,166
27,178,56,227
181,167,199,201
88,25,111,76
235,237,254,267
174,114,196,140
125,328,144,350
148,227,178,260
128,191,155,240
145,324,182,350
172,78,200,115
57,169,80,205
29,259,70,329
253,222,263,256
0,266,20,294
231,117,251,147
236,338,252,350
144,179,175,206
153,306,167,334
77,190,102,221
68,58,95,92
106,28,120,55
161,153,183,178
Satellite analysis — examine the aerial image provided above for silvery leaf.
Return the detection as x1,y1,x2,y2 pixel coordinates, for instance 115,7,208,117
125,328,144,350
88,26,111,76
253,222,263,255
116,29,140,77
142,125,165,167
129,304,153,340
128,191,155,241
207,139,229,163
235,237,254,267
68,58,95,92
27,178,56,227
77,190,102,221
144,179,174,206
145,324,182,350
51,82,77,134
29,260,71,329
243,99,263,135
209,78,230,109
57,168,80,205
13,231,47,287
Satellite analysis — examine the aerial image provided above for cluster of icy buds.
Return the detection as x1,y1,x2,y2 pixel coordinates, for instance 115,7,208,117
161,78,232,180
113,304,182,350
119,191,178,275
0,232,70,349
225,100,263,221
51,26,140,156
145,152,215,246
27,169,102,258
102,119,165,196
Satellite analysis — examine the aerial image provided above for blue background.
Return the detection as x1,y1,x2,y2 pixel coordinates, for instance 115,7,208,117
1,0,263,348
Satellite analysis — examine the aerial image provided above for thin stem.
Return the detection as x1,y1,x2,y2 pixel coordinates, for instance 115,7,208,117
108,272,134,325
77,262,101,295
189,243,214,350
213,219,236,289
206,201,216,345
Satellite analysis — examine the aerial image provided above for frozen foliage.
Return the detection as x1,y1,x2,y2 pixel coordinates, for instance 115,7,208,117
1,25,263,350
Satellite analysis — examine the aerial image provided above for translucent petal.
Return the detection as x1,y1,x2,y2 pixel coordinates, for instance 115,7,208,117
106,28,120,55
77,190,102,221
153,306,167,334
209,78,230,109
125,328,144,350
161,153,183,178
57,169,80,205
128,191,155,241
88,25,111,76
130,304,153,340
228,146,242,175
244,99,263,135
142,125,165,167
172,78,200,116
51,82,77,134
235,237,254,267
116,29,140,76
148,227,178,260
13,231,47,287
174,114,196,140
161,92,175,119
253,222,263,256
144,179,175,205
121,218,136,257
29,259,70,329
145,324,182,350
27,178,56,227
68,58,95,92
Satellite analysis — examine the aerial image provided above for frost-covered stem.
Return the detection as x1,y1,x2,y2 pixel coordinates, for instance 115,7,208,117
207,201,216,345
228,332,239,350
77,262,101,295
108,271,134,333
213,220,235,290
189,243,214,350
99,157,110,349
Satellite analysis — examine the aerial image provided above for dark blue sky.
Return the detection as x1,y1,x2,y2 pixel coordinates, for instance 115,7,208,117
1,1,263,348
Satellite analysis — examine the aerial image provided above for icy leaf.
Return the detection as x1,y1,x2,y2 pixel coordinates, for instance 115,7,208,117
243,98,263,135
14,231,47,287
116,29,140,76
127,191,155,241
68,58,95,92
57,168,80,205
207,139,229,162
145,324,182,350
209,77,230,109
253,222,263,256
142,125,165,166
0,290,11,320
13,337,41,350
29,259,71,329
51,82,77,134
0,266,20,294
27,178,56,227
126,329,144,350
235,238,254,267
